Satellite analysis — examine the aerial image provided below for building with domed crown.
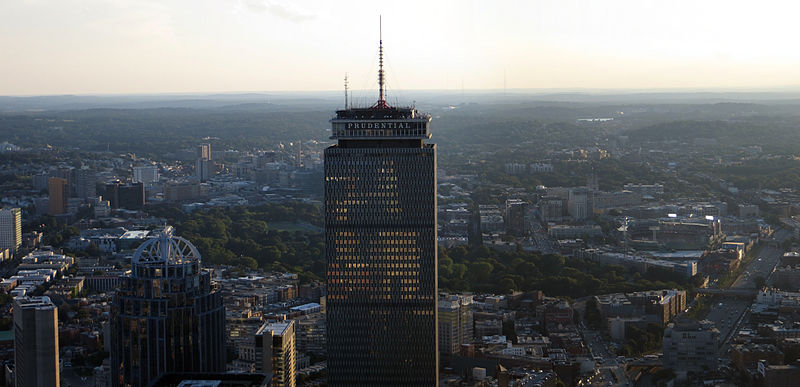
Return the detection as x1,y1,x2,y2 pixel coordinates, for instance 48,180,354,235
110,226,225,387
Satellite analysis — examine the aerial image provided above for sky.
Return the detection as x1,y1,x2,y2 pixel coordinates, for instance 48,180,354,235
2,0,800,95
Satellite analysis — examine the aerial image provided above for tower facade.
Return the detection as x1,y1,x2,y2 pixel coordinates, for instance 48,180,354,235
505,199,528,236
0,207,22,254
438,295,474,356
110,227,225,387
48,177,68,215
196,143,213,182
74,166,97,198
324,34,438,385
14,296,60,387
255,320,296,387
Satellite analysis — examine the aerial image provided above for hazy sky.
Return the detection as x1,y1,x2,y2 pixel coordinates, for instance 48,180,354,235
2,0,800,95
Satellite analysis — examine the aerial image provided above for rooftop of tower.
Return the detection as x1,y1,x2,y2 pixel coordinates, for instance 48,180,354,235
132,225,201,268
335,17,431,123
333,105,429,120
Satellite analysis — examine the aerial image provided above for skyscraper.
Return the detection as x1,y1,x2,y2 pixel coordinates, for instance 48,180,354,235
14,296,60,387
196,143,213,182
110,227,225,387
103,180,145,210
504,198,528,236
0,207,22,254
74,166,97,198
48,177,68,215
324,30,438,384
438,295,474,357
255,320,296,387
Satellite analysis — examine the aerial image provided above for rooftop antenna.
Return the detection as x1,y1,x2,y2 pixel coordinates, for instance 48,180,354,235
344,73,349,110
374,15,389,109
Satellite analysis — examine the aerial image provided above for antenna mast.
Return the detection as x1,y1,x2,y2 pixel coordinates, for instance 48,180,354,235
344,74,349,109
375,16,389,109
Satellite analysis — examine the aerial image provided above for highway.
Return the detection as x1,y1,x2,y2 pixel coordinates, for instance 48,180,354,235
701,229,791,353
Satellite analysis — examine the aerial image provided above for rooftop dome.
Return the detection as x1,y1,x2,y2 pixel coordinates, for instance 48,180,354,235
132,226,200,267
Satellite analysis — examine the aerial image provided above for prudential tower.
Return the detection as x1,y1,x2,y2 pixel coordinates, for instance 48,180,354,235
324,23,438,385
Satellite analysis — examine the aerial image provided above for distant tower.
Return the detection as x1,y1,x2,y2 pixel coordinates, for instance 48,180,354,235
48,177,68,215
505,199,528,237
103,180,145,210
14,296,60,387
256,320,297,387
324,19,439,384
438,295,474,357
0,207,22,253
110,227,225,387
74,166,97,198
196,143,213,182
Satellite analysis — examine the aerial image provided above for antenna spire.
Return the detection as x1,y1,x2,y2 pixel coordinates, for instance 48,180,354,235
375,15,389,108
344,73,349,109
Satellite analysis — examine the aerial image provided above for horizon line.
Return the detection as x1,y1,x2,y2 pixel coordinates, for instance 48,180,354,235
4,85,800,99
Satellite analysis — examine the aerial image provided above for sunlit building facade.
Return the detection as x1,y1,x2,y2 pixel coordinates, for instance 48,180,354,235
0,207,22,254
110,227,225,387
324,41,438,383
256,320,296,387
438,295,474,356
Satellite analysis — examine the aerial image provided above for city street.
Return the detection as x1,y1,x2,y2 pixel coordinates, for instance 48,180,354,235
702,229,791,353
583,330,629,386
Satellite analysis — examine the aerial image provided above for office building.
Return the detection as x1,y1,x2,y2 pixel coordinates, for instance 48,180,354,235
50,167,73,195
197,143,212,160
74,166,97,198
567,188,590,220
256,320,296,387
110,227,225,386
295,313,326,356
104,180,145,210
0,208,22,254
14,296,59,387
505,199,527,236
48,177,68,215
662,319,720,373
196,144,213,182
438,295,474,356
133,165,160,184
164,180,203,202
32,171,49,191
324,36,438,384
196,158,212,182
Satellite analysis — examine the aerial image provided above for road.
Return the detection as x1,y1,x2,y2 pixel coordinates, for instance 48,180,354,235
582,330,630,387
701,229,791,353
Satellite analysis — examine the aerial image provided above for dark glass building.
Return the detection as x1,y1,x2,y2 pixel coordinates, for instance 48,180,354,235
104,180,145,210
324,38,438,385
110,227,225,387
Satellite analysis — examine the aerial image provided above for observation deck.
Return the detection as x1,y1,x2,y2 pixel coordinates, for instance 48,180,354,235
330,106,431,140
